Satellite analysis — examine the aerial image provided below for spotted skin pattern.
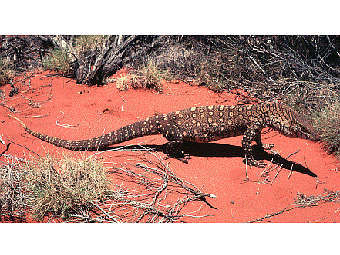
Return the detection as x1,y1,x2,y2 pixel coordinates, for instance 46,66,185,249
18,102,319,167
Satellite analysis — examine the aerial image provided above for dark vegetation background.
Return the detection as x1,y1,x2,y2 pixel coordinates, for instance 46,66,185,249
0,35,339,156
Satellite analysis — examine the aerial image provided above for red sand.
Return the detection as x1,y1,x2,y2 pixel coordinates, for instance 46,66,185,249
1,69,339,223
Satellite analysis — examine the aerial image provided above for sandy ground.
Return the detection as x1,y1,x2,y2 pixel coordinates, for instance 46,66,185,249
1,69,339,223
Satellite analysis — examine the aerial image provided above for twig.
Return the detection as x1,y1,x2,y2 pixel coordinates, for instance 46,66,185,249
0,102,16,112
55,111,79,128
6,138,40,157
55,120,79,128
286,149,301,159
248,189,340,223
91,201,120,223
270,165,283,185
76,149,214,222
0,135,5,145
248,207,294,223
0,143,11,156
23,114,48,118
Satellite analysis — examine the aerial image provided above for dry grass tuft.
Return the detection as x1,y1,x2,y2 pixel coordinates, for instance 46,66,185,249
112,61,166,93
281,83,340,158
312,101,340,157
136,60,167,92
1,150,213,223
128,61,166,93
73,35,108,56
24,153,109,220
0,155,27,221
115,75,130,91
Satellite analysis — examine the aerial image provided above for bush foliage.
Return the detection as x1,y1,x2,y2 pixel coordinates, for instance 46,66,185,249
0,57,15,86
42,48,72,75
313,101,340,156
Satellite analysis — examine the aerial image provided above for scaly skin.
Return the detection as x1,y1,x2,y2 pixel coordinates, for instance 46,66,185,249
10,102,319,167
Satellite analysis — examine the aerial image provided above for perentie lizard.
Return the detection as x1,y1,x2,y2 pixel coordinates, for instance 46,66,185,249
10,102,319,167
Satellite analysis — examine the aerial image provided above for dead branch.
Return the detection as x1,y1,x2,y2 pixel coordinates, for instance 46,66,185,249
248,189,340,223
86,149,215,223
0,147,214,223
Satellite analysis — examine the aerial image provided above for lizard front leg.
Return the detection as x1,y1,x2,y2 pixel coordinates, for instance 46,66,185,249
242,124,267,168
254,132,274,150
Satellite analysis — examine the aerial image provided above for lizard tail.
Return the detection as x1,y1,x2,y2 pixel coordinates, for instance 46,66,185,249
7,114,161,151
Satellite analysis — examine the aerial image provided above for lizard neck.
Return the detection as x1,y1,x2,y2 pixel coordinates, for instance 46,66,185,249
261,102,292,135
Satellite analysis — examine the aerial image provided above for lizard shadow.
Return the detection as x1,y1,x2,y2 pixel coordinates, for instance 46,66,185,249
105,142,317,178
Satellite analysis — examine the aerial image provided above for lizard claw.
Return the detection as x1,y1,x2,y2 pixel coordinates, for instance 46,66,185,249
251,160,267,168
178,157,189,164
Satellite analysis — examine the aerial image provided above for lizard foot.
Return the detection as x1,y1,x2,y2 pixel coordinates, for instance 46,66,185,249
177,154,191,164
162,141,190,163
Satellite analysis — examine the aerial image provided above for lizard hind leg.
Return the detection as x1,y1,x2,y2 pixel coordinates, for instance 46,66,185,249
254,132,274,151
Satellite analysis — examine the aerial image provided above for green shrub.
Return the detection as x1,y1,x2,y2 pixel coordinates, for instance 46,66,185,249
42,49,71,74
42,36,108,76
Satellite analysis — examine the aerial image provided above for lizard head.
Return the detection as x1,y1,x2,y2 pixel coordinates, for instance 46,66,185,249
266,103,320,141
